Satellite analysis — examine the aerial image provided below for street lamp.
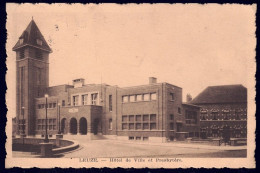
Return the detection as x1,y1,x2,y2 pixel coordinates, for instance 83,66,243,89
57,103,61,134
44,94,49,143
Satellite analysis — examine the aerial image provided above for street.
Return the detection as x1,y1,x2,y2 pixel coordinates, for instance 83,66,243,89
62,138,247,158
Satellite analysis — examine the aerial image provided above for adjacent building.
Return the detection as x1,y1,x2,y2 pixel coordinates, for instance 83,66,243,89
190,85,247,139
13,19,201,142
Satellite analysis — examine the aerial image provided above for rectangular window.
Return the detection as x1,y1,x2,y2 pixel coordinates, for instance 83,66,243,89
73,95,79,106
38,104,41,109
151,93,157,100
122,123,128,130
150,123,156,130
36,39,43,46
122,96,128,103
129,136,134,140
178,107,182,114
150,114,156,121
129,95,135,102
136,94,142,101
129,115,134,122
136,123,142,130
129,123,134,130
109,95,112,111
170,114,174,120
49,103,53,108
109,119,112,130
136,115,141,121
143,114,149,121
136,136,141,140
143,123,149,130
170,123,174,130
143,93,150,101
82,94,88,105
62,100,65,106
91,93,98,105
143,137,149,141
53,103,56,108
170,93,175,101
122,115,127,122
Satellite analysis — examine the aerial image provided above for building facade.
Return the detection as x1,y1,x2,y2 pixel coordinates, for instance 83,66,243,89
190,85,247,139
13,19,201,142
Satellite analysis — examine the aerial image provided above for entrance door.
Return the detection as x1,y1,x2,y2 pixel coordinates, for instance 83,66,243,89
70,118,77,134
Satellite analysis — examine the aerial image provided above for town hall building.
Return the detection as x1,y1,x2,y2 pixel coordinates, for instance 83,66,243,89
13,19,202,142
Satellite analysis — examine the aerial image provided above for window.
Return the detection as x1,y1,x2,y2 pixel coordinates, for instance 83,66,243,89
129,136,134,140
19,38,24,44
62,100,65,106
129,123,134,130
150,123,156,130
91,93,98,105
143,137,149,141
136,94,142,101
143,123,149,130
170,123,174,130
38,104,41,109
129,95,135,102
150,114,156,121
19,49,25,59
136,136,141,140
36,39,42,46
136,123,142,130
82,94,88,105
170,114,174,120
35,49,43,59
49,103,53,108
53,103,56,108
136,115,141,121
122,123,127,130
151,93,157,100
36,68,41,85
109,95,112,111
170,93,175,101
178,107,182,114
122,115,127,122
109,119,112,130
129,115,134,122
143,93,150,101
143,114,149,121
122,96,128,103
73,95,79,106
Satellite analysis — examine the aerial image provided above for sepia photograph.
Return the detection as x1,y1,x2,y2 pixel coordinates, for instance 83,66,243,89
5,3,256,168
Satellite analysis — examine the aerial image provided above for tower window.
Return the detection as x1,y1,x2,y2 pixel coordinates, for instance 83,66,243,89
19,38,24,44
35,49,43,60
109,95,112,111
36,39,42,46
19,49,25,59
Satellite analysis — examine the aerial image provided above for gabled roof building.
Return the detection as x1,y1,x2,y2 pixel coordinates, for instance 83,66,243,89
190,85,247,139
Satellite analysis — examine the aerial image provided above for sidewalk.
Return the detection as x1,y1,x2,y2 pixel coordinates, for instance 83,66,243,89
104,139,247,151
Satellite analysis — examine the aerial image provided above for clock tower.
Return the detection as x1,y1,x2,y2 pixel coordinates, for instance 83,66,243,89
13,19,52,135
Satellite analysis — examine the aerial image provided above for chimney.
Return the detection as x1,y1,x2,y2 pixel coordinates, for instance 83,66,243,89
186,93,192,102
73,78,85,88
149,77,157,84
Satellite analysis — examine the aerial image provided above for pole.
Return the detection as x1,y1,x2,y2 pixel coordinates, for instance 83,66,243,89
58,104,61,134
22,107,25,145
44,95,49,143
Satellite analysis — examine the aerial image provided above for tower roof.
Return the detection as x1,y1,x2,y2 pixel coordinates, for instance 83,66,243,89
190,84,247,104
12,19,52,52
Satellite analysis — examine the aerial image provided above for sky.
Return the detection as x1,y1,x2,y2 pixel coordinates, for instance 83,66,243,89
6,3,256,117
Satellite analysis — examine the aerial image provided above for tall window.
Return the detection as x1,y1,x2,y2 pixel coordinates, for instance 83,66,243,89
109,119,112,130
178,107,182,114
62,100,65,106
170,93,175,101
91,93,98,105
19,49,25,59
170,122,174,130
82,94,88,105
170,114,174,120
73,95,79,106
109,95,112,111
35,49,43,59
20,66,25,108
